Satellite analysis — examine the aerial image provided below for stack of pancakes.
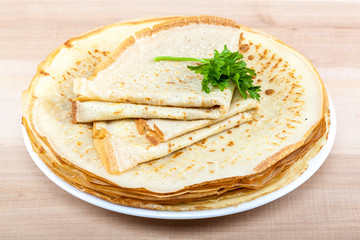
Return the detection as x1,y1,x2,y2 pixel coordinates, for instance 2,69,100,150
22,16,329,210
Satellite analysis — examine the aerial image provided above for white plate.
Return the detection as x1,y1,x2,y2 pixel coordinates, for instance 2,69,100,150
22,99,336,220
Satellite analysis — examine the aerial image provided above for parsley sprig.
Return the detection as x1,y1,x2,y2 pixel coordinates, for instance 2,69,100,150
153,45,261,101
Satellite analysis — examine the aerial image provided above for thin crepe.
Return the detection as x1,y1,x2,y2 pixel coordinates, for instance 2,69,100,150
22,84,328,206
92,90,259,174
72,93,258,122
73,16,245,119
132,90,259,145
22,16,328,208
93,110,253,174
22,109,329,209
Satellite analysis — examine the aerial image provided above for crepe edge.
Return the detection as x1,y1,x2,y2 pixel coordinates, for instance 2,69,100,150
23,16,182,99
87,15,241,81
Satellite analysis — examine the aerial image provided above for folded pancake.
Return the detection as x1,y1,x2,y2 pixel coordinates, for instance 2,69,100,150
93,108,254,174
73,16,245,118
72,95,258,122
22,16,329,210
132,90,259,145
92,90,259,173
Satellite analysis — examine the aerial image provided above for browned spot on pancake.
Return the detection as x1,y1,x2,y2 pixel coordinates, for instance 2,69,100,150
227,141,234,147
71,101,78,123
222,148,225,152
248,55,254,60
240,44,250,52
113,110,124,115
172,151,184,159
168,142,172,153
227,130,232,134
286,123,296,129
39,70,50,76
270,54,276,61
257,79,262,84
265,89,275,95
240,32,244,41
64,41,73,48
259,49,268,60
185,164,195,171
239,32,244,47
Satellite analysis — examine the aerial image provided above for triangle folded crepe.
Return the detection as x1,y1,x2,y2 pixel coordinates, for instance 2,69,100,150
135,91,260,145
21,16,329,210
72,16,247,121
93,92,258,174
72,95,258,122
133,90,259,144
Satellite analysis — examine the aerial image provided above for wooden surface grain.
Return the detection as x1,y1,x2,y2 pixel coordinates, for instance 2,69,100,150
1,1,359,239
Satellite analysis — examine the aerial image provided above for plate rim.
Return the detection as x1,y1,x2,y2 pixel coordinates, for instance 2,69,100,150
22,98,336,220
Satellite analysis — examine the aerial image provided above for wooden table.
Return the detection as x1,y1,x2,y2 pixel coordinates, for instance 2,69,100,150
1,1,359,239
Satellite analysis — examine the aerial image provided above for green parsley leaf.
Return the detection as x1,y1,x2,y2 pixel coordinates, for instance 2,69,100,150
153,45,261,101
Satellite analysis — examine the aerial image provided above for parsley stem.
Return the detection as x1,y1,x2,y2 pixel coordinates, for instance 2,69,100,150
153,56,207,63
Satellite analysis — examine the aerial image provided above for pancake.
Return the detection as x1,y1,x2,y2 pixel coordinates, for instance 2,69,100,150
72,16,245,118
72,90,259,122
133,90,259,145
22,110,328,208
93,110,254,174
92,88,260,173
22,16,328,209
